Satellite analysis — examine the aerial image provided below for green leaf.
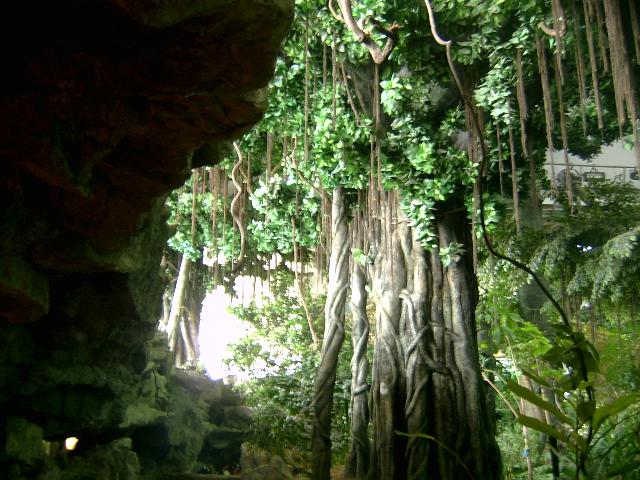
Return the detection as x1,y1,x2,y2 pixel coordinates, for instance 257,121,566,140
520,369,554,389
592,393,640,431
507,380,573,425
517,415,586,451
542,345,568,367
517,415,567,443
577,399,596,424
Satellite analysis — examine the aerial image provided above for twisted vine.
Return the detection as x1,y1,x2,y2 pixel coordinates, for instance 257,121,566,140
231,142,247,274
311,187,350,480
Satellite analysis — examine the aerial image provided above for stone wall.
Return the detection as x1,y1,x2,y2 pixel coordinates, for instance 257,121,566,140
0,1,293,478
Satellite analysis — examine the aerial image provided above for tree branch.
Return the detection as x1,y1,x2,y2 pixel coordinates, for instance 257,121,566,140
340,62,362,123
289,136,323,197
292,217,321,350
334,0,399,64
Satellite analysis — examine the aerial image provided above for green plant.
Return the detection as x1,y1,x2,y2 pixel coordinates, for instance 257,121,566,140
225,273,352,470
507,334,640,479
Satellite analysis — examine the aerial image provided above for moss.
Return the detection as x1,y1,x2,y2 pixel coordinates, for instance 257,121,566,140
61,438,140,480
161,382,210,472
126,196,169,326
0,256,49,322
4,417,44,466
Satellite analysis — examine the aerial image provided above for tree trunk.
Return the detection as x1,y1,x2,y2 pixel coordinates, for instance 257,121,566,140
178,320,196,366
363,197,500,480
311,186,350,480
425,202,501,479
369,205,407,480
179,274,202,365
399,223,434,480
166,254,191,351
507,118,522,236
345,233,370,479
168,255,208,369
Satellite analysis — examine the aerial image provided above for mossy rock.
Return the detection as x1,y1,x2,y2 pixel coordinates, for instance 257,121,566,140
61,438,140,480
4,417,45,466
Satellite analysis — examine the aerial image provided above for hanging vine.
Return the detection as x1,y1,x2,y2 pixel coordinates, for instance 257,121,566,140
583,0,605,129
603,0,640,169
231,141,247,274
515,49,538,206
507,110,522,236
570,0,589,135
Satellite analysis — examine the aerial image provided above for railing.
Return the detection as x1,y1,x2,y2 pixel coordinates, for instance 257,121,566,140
545,162,639,185
162,473,240,479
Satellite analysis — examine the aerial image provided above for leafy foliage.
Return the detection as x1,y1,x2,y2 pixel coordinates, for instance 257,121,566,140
249,173,321,254
224,270,352,470
479,180,640,477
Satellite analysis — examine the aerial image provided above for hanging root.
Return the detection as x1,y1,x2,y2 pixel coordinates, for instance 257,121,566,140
231,142,247,274
421,0,585,376
584,0,605,129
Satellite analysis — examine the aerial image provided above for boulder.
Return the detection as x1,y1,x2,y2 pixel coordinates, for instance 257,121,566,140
63,438,141,480
4,417,45,467
240,443,293,480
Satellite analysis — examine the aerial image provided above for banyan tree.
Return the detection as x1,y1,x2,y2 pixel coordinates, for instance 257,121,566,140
307,0,638,478
158,0,640,478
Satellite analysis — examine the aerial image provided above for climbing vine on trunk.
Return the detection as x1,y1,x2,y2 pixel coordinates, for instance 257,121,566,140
312,186,350,480
345,206,371,480
365,195,500,480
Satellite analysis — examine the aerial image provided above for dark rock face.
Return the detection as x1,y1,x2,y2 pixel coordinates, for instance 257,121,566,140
0,1,292,478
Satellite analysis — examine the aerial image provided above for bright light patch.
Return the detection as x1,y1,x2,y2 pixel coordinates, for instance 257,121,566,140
198,287,252,381
64,437,79,451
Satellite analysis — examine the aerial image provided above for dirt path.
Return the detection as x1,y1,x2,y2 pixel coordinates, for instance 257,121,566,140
295,465,345,479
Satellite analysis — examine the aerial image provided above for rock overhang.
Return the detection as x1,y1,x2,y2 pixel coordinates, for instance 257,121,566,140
0,0,293,323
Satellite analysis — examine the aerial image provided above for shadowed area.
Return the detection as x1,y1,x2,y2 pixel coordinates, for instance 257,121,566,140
0,1,292,478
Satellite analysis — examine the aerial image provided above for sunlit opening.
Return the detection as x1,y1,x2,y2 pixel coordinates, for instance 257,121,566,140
198,286,253,381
